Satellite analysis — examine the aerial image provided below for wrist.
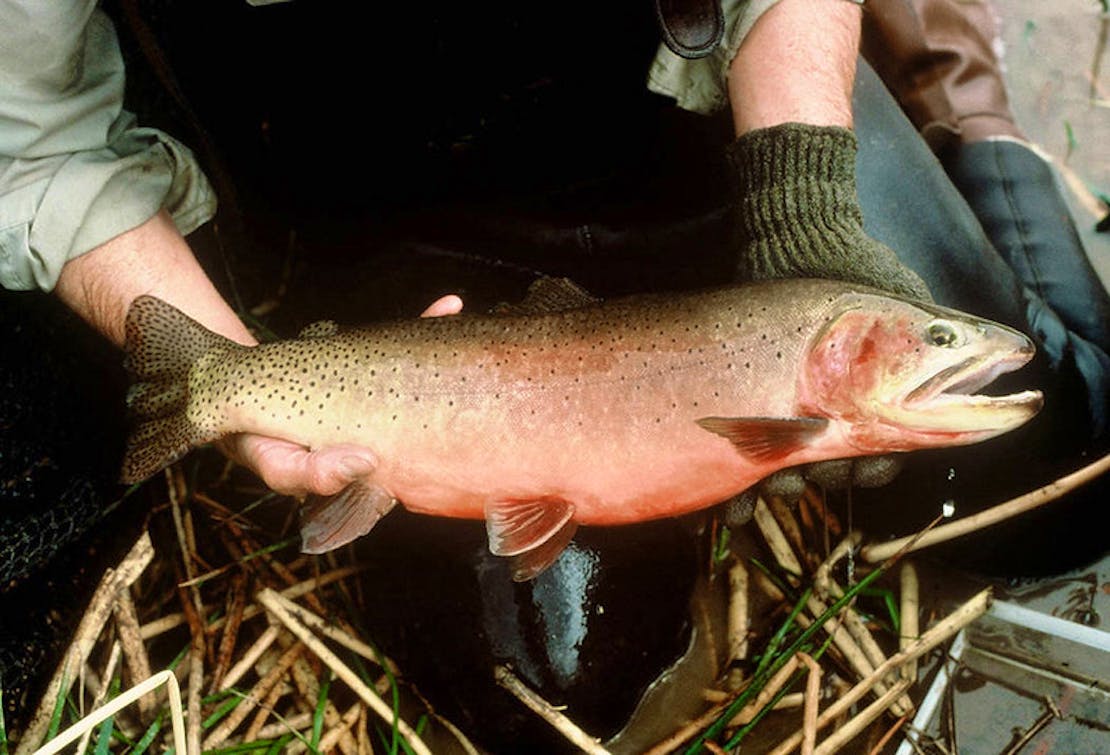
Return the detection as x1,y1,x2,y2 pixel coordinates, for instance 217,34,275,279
55,211,254,348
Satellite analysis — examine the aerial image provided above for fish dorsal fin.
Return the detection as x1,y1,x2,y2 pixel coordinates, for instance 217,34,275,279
485,497,578,581
300,481,397,553
299,320,341,339
493,276,601,315
696,416,829,463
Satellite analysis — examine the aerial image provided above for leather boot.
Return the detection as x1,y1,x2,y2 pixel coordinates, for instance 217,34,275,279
861,0,1023,149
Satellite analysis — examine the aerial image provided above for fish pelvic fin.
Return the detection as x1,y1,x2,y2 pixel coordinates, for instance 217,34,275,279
119,295,242,483
300,481,397,554
696,416,829,463
485,497,578,581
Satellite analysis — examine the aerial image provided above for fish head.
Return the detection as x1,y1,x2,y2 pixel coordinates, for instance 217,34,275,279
798,292,1043,453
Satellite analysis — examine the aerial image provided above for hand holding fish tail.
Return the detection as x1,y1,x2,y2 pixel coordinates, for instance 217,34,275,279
211,294,464,498
727,123,933,303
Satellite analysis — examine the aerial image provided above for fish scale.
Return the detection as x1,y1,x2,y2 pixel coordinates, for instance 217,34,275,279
122,277,1042,580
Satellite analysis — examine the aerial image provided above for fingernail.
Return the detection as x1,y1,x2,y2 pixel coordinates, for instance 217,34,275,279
340,455,375,479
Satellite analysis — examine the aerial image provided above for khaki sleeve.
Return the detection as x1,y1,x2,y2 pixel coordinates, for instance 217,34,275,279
0,2,215,291
647,0,783,115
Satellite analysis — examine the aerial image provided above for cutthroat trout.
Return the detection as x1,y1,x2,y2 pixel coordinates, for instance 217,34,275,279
121,278,1042,579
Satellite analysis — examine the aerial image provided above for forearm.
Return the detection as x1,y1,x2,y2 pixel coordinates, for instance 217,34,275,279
54,210,254,348
728,0,861,134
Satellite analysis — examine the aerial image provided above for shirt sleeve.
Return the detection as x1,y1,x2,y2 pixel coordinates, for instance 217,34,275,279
646,0,783,115
0,2,215,291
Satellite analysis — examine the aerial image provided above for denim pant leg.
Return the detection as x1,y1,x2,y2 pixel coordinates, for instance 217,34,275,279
852,61,1109,442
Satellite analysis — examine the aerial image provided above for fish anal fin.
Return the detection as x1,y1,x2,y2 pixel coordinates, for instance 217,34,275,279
300,481,397,554
696,416,829,463
485,497,578,580
493,276,601,315
299,320,341,339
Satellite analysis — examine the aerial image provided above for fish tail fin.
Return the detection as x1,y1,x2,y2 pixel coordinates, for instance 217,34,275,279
120,295,241,483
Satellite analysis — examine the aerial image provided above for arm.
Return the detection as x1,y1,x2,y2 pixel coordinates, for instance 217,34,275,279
723,0,931,302
728,0,859,133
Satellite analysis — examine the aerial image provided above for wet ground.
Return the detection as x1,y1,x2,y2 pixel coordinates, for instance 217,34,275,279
997,0,1110,287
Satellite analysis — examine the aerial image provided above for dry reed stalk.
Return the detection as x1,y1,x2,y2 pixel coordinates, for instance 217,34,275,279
243,671,292,742
202,640,304,750
33,669,187,755
868,712,910,755
257,588,433,755
253,711,313,740
766,588,991,755
900,562,920,682
288,656,359,755
221,623,282,692
74,641,122,755
315,702,363,754
768,496,820,571
861,452,1110,562
728,656,801,727
753,497,805,578
272,590,400,675
798,652,822,755
727,560,750,664
814,678,914,754
138,565,365,640
494,665,612,755
113,589,154,717
15,531,154,755
210,571,249,693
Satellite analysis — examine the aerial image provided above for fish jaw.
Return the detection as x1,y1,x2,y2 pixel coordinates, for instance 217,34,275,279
801,292,1044,453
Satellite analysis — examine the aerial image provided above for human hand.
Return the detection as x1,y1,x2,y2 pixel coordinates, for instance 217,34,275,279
218,294,464,496
727,124,927,499
727,123,932,302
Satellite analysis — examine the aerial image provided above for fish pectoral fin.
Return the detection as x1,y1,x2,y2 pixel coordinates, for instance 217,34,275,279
696,416,829,463
298,320,341,338
485,497,578,582
299,481,397,554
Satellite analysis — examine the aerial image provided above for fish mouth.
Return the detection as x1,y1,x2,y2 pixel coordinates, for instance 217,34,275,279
895,348,1043,434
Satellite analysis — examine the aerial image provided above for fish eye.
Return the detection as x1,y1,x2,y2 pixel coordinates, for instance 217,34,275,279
926,320,960,348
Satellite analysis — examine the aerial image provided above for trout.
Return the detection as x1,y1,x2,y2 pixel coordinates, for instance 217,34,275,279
121,278,1042,579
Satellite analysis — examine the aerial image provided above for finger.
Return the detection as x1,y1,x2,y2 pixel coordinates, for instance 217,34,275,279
420,294,464,318
220,434,378,497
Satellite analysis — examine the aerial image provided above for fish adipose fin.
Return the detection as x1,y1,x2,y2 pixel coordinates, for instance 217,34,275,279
493,276,601,315
485,498,579,581
696,416,829,463
120,296,243,483
300,480,397,554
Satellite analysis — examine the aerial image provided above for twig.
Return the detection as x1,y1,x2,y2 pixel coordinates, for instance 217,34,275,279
494,665,611,755
812,678,913,754
868,713,910,755
138,565,366,640
900,562,920,682
798,653,822,755
15,532,154,755
220,623,283,692
74,641,121,755
210,571,249,693
202,641,304,750
288,657,357,755
861,452,1110,562
753,497,804,578
257,588,433,755
33,670,186,755
766,588,992,755
728,656,801,727
113,590,154,717
727,561,750,665
1000,696,1061,755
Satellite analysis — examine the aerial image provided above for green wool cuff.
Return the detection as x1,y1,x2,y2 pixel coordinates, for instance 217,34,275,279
725,123,932,301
